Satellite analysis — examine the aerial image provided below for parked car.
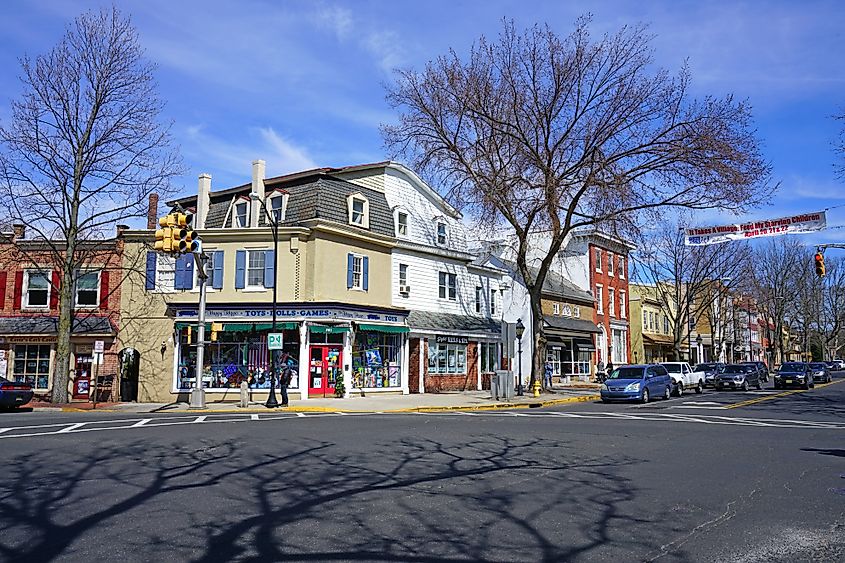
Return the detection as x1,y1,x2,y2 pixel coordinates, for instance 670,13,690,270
660,362,704,395
831,359,845,370
714,364,762,391
808,362,832,384
600,364,673,404
0,376,34,410
741,361,770,382
824,361,837,371
694,362,726,388
773,362,814,390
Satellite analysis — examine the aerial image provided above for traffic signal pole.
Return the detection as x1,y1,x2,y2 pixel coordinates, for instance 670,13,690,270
190,251,209,409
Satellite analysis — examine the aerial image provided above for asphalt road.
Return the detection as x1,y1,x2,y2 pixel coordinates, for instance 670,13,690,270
0,375,843,562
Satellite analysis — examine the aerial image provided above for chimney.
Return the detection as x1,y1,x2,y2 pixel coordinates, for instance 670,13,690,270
147,193,159,229
250,159,266,227
12,223,25,241
196,173,212,229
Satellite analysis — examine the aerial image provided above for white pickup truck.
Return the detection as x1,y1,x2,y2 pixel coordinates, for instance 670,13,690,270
660,362,705,396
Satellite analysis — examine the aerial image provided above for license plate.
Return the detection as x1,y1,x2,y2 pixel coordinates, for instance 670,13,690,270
784,380,793,384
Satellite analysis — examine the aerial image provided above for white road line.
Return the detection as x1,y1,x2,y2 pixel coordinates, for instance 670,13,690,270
56,423,86,433
131,419,152,427
193,416,207,423
250,414,259,421
296,412,306,417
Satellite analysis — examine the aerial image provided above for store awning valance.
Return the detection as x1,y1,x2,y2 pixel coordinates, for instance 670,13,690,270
221,322,298,332
309,324,350,334
574,338,596,351
357,324,409,334
175,322,211,331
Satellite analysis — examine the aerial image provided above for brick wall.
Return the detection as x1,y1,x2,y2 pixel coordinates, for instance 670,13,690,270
424,341,478,392
408,338,420,393
589,243,630,363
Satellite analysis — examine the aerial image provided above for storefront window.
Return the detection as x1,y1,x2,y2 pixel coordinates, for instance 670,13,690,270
480,342,499,373
13,344,50,390
352,332,402,388
177,326,299,390
428,342,467,374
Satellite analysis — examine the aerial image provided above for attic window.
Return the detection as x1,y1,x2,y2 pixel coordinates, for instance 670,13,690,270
235,201,249,228
268,192,287,223
347,194,369,228
436,222,448,245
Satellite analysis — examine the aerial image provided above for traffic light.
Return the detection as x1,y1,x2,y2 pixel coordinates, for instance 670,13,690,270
154,214,179,252
153,212,202,254
814,252,826,277
175,213,200,253
210,322,222,342
186,326,192,344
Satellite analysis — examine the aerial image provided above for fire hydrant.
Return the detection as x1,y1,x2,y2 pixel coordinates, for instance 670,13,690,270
532,379,542,398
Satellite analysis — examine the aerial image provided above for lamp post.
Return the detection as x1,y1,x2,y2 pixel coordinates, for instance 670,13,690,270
696,334,703,364
515,318,525,396
249,192,280,408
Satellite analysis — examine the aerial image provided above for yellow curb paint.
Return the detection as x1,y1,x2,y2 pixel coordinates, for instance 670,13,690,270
725,378,844,409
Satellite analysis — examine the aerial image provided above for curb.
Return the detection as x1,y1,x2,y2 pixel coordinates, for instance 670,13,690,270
53,393,601,415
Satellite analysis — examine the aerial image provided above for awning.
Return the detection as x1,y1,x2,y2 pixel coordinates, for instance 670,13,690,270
175,322,211,331
574,338,595,351
357,323,409,334
309,324,350,334
223,322,298,332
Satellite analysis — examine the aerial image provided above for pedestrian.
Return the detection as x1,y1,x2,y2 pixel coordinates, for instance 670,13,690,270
596,360,605,382
279,353,292,407
606,361,614,377
544,361,554,389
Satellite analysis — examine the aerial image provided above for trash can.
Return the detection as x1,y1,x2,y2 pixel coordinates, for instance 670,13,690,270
491,372,500,400
495,370,515,401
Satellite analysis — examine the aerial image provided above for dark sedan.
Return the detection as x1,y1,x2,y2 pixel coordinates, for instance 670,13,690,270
715,364,762,391
808,362,832,384
694,362,726,388
774,362,815,390
0,376,34,410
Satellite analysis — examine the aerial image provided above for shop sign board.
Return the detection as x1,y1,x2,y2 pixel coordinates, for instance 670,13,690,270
268,333,284,350
175,307,406,324
436,335,469,345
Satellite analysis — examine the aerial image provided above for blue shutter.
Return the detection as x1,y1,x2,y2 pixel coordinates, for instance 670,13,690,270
145,252,156,290
346,254,354,289
184,254,194,290
362,256,369,291
212,251,224,290
235,250,246,289
264,250,275,288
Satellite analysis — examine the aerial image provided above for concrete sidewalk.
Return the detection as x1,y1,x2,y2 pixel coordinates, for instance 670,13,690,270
43,386,601,414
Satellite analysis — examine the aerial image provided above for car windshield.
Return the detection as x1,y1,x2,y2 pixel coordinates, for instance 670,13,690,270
694,363,718,372
809,363,826,369
780,363,805,371
663,364,682,373
723,366,747,374
607,367,644,380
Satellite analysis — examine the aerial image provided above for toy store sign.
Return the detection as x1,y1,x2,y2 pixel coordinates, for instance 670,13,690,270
176,307,405,323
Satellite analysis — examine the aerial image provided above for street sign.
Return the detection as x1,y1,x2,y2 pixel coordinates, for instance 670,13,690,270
94,340,105,354
268,333,284,350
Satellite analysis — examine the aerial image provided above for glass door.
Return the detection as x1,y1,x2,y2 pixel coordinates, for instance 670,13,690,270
309,345,343,397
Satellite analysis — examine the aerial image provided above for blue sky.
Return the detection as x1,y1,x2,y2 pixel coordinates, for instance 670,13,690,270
1,0,844,244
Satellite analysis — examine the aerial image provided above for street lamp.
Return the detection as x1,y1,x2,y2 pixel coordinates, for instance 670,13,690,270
696,334,703,364
249,192,280,409
515,318,525,396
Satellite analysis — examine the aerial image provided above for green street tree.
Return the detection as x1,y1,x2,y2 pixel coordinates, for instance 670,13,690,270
0,8,181,403
383,18,773,385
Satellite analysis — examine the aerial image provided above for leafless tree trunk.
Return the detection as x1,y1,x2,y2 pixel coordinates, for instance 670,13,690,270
383,18,772,386
0,8,180,402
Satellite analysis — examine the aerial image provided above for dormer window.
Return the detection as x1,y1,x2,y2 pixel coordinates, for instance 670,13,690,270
347,194,370,228
397,212,408,236
436,222,448,245
268,192,287,223
235,201,249,228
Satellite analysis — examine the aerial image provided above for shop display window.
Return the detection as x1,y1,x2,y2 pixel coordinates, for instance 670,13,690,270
428,342,467,374
13,344,50,390
480,342,499,373
352,332,402,388
176,327,299,390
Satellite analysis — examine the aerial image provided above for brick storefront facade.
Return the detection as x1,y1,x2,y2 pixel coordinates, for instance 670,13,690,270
589,243,631,366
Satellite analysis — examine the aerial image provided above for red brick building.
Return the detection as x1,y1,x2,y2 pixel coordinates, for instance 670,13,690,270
586,234,635,367
0,225,124,401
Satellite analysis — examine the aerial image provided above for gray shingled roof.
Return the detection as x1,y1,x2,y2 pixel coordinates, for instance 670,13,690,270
498,260,594,304
543,315,601,334
407,310,501,335
0,316,116,335
184,174,394,237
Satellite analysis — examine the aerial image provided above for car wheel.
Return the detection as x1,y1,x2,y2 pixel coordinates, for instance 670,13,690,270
601,398,610,404
756,380,763,390
773,382,780,390
641,388,650,404
695,382,703,394
741,381,749,392
663,386,671,400
828,376,833,383
674,382,683,397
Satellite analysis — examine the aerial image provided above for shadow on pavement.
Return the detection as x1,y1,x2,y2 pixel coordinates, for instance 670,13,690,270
801,448,845,458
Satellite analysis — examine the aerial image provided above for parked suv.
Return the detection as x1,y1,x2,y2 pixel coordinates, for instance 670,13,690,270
600,364,673,404
774,362,814,390
715,364,762,391
741,361,769,382
661,362,704,396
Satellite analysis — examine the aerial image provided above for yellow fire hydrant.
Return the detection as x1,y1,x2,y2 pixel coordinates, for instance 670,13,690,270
532,379,542,398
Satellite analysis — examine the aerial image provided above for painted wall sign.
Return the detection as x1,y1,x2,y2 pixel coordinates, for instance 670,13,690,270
176,307,406,323
685,211,827,246
436,335,469,345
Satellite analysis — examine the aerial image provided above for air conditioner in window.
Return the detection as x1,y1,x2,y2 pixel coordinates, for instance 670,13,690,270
399,284,411,295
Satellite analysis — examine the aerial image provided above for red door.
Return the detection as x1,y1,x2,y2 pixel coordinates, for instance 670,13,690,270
73,354,93,400
308,345,343,397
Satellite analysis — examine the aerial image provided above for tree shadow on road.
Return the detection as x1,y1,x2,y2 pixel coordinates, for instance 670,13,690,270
0,426,693,562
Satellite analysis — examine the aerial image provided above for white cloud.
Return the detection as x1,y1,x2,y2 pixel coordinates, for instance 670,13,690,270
313,5,353,40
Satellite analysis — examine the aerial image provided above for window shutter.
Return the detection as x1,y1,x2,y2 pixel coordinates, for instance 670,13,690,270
184,254,194,290
174,255,185,290
235,250,246,289
0,271,6,309
362,256,369,291
50,271,60,309
99,270,110,309
212,251,224,290
346,254,354,289
145,252,156,290
13,271,23,309
263,250,275,288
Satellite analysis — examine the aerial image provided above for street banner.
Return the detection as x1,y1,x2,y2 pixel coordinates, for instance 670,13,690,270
684,211,827,246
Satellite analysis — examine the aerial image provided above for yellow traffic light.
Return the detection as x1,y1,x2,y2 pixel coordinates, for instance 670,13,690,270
154,226,174,252
186,326,192,344
210,322,222,342
814,253,825,277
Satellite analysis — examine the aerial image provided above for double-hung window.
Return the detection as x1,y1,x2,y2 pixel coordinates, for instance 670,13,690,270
490,289,497,315
608,288,615,317
595,284,604,315
608,253,615,276
439,272,457,300
398,264,408,294
25,271,50,308
397,212,408,236
619,256,625,279
436,222,448,246
351,255,364,290
594,248,602,272
619,291,626,319
247,250,266,288
269,195,285,223
475,286,482,313
75,271,100,307
235,201,249,228
351,199,365,225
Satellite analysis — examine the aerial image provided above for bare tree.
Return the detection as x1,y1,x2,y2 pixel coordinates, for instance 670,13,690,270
632,219,751,361
0,8,181,402
384,18,772,384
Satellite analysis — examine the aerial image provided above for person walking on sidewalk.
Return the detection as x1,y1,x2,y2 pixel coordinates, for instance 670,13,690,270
544,361,554,389
596,360,606,383
279,353,293,407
